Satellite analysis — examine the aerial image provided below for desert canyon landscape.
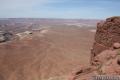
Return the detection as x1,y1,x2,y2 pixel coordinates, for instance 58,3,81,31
0,18,98,80
0,17,120,80
0,0,120,80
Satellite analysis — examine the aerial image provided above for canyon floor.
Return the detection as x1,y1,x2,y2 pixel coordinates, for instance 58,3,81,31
0,23,96,80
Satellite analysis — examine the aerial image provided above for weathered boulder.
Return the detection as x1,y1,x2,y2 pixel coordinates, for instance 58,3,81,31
113,42,120,49
92,50,117,66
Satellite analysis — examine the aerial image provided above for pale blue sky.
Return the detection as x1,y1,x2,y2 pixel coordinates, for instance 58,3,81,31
0,0,120,19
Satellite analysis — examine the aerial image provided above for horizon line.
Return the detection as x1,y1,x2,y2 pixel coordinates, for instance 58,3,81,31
0,17,105,20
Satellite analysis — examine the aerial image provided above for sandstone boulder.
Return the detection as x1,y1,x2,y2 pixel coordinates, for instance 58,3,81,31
113,43,120,49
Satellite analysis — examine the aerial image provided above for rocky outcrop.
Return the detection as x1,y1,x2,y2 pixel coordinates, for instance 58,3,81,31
0,31,13,43
92,44,120,75
69,17,120,80
91,16,120,64
69,45,120,80
91,17,120,75
16,31,32,39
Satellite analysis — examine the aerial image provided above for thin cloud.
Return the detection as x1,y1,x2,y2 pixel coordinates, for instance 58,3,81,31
0,0,69,10
0,0,119,19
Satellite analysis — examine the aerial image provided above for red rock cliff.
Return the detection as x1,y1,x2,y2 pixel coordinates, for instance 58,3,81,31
91,16,120,64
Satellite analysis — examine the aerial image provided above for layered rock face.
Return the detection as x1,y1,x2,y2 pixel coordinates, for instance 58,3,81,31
91,17,120,64
69,17,120,80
